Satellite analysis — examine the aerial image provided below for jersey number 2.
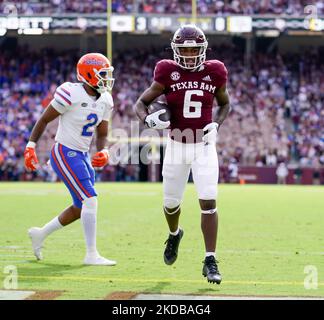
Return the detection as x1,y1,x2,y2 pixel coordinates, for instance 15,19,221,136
82,113,98,137
183,90,204,118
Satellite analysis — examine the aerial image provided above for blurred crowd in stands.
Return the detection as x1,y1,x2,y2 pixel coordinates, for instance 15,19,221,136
0,42,323,182
1,0,324,15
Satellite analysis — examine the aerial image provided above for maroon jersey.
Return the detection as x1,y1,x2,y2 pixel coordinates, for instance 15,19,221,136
154,59,228,143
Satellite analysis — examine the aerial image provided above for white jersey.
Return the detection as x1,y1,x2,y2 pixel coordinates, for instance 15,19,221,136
51,82,113,152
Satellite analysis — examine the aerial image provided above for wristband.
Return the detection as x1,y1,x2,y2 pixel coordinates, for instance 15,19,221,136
26,141,36,149
101,148,109,156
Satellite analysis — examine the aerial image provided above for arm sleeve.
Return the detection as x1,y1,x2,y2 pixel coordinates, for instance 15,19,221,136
51,83,73,114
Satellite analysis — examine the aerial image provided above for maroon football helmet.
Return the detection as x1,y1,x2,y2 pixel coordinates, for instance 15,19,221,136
171,24,208,70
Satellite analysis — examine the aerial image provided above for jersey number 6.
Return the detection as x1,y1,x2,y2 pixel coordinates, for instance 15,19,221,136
82,113,98,137
183,90,204,118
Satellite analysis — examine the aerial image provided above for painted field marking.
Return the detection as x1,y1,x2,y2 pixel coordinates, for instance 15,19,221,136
0,255,34,258
2,247,323,257
13,274,324,287
0,261,32,264
0,290,35,300
0,246,26,249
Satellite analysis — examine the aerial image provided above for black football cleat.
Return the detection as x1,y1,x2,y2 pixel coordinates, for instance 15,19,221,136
202,256,222,284
163,228,184,265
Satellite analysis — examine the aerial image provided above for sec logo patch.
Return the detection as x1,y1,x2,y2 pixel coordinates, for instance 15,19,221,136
67,151,77,158
170,71,180,81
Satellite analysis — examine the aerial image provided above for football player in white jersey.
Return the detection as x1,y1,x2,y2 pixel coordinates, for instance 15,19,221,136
24,53,116,266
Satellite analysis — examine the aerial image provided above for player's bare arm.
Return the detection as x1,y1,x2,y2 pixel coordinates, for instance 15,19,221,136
95,120,109,151
135,81,165,122
202,84,230,144
214,84,231,128
24,104,61,171
29,104,61,143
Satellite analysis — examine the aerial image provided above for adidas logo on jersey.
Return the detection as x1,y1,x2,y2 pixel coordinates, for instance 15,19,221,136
202,75,212,82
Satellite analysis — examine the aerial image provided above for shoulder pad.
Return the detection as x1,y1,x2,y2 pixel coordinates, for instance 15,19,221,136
155,59,177,70
103,92,114,108
205,60,228,87
206,60,227,75
154,60,177,85
54,82,82,107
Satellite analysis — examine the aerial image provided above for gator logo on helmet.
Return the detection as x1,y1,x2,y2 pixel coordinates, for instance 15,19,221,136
84,59,105,66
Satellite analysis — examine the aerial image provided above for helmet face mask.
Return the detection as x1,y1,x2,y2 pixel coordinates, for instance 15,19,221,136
171,25,208,70
77,53,115,94
94,67,114,93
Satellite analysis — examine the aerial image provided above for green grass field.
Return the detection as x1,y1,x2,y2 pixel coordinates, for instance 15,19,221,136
0,182,323,299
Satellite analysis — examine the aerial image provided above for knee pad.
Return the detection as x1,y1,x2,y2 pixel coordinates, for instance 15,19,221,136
82,196,98,212
163,197,181,214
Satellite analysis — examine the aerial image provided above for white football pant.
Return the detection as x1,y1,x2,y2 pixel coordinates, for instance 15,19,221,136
162,137,219,209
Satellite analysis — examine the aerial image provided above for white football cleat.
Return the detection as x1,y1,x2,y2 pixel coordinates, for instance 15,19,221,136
83,254,117,266
28,227,44,261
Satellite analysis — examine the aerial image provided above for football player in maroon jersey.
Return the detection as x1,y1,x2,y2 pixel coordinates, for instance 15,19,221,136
135,25,231,284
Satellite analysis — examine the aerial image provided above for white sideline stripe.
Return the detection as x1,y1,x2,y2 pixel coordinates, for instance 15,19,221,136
0,254,34,257
54,143,87,200
0,260,32,264
0,290,35,300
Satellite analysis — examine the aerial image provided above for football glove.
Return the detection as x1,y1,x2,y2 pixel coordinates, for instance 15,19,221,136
202,122,219,145
145,110,170,130
91,149,109,168
24,142,39,171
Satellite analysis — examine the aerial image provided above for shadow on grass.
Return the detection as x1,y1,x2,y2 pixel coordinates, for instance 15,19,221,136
16,261,87,284
197,287,221,294
143,281,172,294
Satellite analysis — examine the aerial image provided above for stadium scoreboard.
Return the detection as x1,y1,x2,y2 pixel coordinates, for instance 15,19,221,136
0,14,324,36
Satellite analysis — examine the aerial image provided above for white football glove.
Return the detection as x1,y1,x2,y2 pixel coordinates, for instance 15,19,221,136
202,122,219,144
145,109,170,130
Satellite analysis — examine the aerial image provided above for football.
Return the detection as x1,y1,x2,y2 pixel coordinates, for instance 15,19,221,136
147,101,171,122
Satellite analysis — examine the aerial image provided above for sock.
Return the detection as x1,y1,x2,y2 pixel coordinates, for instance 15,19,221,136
170,227,180,236
81,197,98,256
205,252,216,258
40,216,63,238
